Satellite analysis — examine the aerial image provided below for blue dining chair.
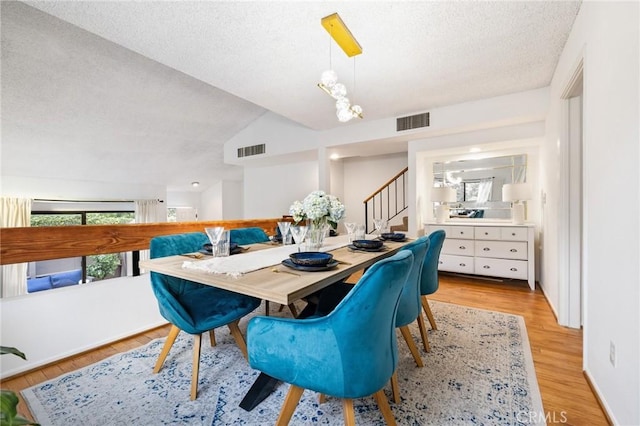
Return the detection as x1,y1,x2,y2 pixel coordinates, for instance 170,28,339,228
149,232,261,400
247,250,414,426
390,236,430,403
229,227,270,245
417,229,446,353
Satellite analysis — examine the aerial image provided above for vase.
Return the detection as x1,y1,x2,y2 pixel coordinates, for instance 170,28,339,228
306,219,329,251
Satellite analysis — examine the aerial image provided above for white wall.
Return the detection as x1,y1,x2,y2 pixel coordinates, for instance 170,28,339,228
243,160,319,219
0,274,164,376
221,180,243,219
166,190,201,219
544,2,639,424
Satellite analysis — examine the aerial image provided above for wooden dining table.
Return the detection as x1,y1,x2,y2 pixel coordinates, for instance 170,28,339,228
139,234,413,410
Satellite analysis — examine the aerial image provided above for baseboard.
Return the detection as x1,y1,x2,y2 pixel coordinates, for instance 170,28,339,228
583,369,616,426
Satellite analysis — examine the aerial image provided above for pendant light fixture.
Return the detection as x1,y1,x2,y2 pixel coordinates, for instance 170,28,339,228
317,13,363,122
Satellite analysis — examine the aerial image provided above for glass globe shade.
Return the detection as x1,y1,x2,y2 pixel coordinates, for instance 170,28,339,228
320,70,338,88
335,97,350,110
337,108,353,122
331,83,347,99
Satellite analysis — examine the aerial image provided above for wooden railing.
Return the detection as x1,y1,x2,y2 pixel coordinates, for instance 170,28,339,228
0,218,281,265
363,167,409,233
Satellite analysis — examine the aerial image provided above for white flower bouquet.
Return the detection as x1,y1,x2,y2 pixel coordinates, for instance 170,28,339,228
289,190,346,229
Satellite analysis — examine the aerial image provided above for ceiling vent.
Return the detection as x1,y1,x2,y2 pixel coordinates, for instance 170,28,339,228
237,143,266,158
396,112,430,132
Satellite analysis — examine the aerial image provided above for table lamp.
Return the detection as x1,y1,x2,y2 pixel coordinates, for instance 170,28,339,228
502,183,532,225
431,187,457,223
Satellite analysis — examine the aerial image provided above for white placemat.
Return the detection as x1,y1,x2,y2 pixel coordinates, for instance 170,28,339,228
182,235,351,277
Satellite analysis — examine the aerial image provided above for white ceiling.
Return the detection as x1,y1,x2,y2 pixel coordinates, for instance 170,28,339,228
1,1,581,192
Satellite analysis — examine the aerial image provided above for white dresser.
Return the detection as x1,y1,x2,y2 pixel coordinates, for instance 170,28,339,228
425,222,535,290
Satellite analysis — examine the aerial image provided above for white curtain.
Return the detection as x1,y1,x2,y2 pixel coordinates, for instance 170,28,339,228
135,199,162,269
477,179,493,203
1,197,32,298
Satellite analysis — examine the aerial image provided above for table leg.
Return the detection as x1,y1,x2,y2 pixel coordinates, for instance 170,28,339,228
239,372,280,411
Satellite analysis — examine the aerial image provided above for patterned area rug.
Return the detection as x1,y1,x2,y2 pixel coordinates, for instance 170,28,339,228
22,301,544,425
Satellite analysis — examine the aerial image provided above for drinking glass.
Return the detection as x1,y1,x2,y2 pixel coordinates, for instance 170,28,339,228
354,224,366,240
205,226,224,251
216,230,231,257
344,222,357,242
372,218,388,238
290,225,308,253
277,221,292,245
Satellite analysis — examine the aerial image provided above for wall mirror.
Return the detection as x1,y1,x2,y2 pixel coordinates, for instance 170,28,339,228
433,154,527,219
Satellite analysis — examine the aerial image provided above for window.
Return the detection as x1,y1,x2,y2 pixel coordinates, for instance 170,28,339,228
29,207,135,292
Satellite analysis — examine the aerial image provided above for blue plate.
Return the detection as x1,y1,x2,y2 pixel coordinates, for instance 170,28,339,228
281,258,339,272
289,251,334,266
381,233,406,242
348,244,385,252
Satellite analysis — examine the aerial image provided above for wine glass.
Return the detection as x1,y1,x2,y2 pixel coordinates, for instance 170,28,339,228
344,222,356,242
277,221,291,245
204,227,224,255
290,225,308,253
372,218,388,239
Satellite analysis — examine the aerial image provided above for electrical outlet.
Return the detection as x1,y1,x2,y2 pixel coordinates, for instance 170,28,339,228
609,341,616,367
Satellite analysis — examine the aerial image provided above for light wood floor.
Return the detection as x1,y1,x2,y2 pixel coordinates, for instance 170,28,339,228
2,274,609,425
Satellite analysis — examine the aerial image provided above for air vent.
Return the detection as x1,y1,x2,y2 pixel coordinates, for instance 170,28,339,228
396,112,430,132
237,143,266,158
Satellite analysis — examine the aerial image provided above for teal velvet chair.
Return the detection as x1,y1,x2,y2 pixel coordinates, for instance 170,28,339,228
418,229,446,352
229,227,270,245
149,232,261,400
247,250,414,426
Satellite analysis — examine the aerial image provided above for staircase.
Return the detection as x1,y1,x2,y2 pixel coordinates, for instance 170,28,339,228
363,167,409,233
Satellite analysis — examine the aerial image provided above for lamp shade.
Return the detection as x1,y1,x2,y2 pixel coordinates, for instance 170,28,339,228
502,183,532,202
431,187,457,203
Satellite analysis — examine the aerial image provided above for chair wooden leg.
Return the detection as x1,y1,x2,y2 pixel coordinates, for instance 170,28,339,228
208,329,216,347
390,372,400,404
276,385,305,426
342,399,356,426
399,326,423,367
421,296,438,330
416,313,431,353
227,320,248,359
288,303,298,318
153,325,180,373
190,333,202,400
318,394,327,404
373,389,397,426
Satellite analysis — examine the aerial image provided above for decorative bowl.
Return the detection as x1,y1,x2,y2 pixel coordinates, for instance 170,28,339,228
289,251,334,266
381,232,405,241
352,239,384,249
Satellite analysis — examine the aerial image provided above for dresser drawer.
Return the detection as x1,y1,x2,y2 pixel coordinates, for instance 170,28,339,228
474,257,528,280
443,239,475,256
474,241,527,260
500,227,528,241
474,227,501,240
447,226,474,239
439,254,474,274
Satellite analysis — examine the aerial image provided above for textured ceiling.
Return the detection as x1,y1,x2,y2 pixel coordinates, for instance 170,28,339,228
1,1,581,192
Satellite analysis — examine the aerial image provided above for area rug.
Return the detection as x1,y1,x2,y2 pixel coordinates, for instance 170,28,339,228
22,301,545,425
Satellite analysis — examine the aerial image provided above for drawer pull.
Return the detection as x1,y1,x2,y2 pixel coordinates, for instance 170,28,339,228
510,267,518,272
483,265,490,269
483,247,490,251
439,260,443,264
460,263,466,267
484,232,489,235
459,245,466,250
511,232,516,236
510,249,517,252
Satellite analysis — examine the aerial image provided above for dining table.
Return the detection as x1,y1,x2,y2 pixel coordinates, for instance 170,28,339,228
139,233,413,410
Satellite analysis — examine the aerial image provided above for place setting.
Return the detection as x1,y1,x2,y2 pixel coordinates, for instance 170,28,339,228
281,251,339,272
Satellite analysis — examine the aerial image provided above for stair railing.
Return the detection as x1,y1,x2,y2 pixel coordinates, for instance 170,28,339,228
363,167,409,233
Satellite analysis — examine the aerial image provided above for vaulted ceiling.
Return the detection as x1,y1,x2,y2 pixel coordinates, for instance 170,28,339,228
1,1,581,192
